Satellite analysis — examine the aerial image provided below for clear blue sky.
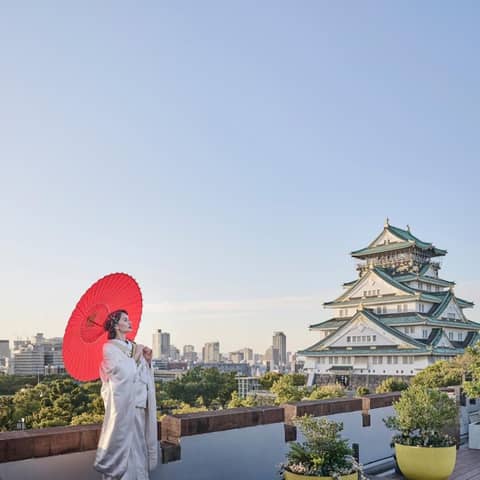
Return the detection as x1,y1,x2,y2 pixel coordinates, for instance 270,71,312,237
1,2,479,354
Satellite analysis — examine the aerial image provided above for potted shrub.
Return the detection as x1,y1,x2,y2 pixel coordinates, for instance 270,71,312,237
280,415,366,480
384,385,457,480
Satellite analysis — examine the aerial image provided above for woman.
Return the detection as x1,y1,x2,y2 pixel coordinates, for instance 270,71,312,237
94,310,158,480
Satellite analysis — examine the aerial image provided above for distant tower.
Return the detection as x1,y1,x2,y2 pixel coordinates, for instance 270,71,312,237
153,330,171,359
273,331,287,366
202,342,220,363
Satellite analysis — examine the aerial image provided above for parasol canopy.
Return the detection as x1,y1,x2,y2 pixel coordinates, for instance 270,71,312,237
63,272,142,381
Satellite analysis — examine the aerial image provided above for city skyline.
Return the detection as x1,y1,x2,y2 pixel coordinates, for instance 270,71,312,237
3,328,290,360
1,4,479,354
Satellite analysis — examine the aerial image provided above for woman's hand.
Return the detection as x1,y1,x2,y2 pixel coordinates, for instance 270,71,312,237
134,343,144,363
142,346,153,366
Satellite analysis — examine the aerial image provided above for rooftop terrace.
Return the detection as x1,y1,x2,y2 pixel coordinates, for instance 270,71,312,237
0,392,478,479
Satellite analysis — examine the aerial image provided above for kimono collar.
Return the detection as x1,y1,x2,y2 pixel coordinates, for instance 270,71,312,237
109,339,135,358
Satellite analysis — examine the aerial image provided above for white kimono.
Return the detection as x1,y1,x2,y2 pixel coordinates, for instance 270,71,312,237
94,339,158,480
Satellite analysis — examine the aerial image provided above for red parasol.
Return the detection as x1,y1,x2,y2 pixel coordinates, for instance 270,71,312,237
63,272,143,381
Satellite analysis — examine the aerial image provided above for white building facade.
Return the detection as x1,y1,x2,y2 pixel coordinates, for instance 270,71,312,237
299,220,478,388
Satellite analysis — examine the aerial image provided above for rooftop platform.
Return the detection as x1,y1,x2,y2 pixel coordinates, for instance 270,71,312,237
0,392,475,480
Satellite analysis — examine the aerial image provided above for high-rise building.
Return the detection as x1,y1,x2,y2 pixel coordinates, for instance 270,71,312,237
13,339,29,351
183,345,197,363
273,332,287,366
254,353,264,364
43,337,64,374
299,220,478,389
169,345,180,361
11,334,64,375
0,339,10,375
202,342,220,363
0,340,10,358
153,329,171,359
13,343,44,375
264,346,280,368
240,348,254,363
229,351,244,363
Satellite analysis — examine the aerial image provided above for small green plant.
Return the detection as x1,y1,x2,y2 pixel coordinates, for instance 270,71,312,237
280,415,367,479
227,391,261,408
355,386,370,396
384,385,457,447
376,377,408,394
309,384,346,400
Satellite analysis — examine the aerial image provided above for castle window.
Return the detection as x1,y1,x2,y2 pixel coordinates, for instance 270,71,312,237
393,356,398,364
362,336,366,342
372,335,376,342
377,289,380,296
426,284,432,292
382,305,387,313
376,306,382,314
397,305,402,313
448,332,454,340
347,336,351,343
422,329,428,338
363,290,367,297
387,356,392,364
367,336,371,342
378,356,383,364
458,332,463,341
403,304,408,312
352,337,356,343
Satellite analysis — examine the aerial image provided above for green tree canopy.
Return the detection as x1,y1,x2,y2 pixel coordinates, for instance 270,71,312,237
411,360,463,388
258,371,283,389
271,375,306,404
165,367,237,408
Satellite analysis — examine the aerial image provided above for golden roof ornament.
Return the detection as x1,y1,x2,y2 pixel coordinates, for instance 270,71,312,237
406,224,411,232
384,217,390,227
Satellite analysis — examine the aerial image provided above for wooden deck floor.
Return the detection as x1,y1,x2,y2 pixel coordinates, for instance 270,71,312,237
373,446,480,479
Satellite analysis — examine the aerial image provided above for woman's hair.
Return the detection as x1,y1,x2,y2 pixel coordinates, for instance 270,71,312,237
104,310,128,339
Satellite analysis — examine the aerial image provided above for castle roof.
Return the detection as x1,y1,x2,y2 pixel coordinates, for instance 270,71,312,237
351,224,447,258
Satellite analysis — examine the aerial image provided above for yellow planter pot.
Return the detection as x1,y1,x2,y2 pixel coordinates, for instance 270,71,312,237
284,471,358,480
395,443,457,480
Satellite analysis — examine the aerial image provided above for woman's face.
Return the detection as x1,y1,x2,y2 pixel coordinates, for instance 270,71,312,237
116,312,132,334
